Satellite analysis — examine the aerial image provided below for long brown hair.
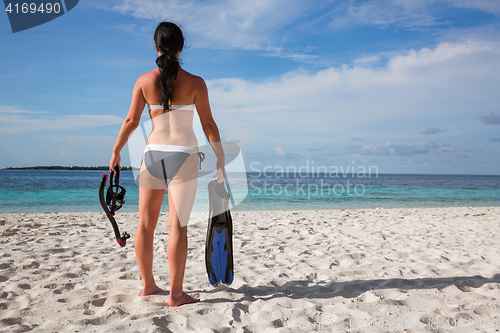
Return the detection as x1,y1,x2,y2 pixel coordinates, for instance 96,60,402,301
154,22,184,110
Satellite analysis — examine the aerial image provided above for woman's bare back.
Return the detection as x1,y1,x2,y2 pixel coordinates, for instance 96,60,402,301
140,67,205,147
141,68,203,117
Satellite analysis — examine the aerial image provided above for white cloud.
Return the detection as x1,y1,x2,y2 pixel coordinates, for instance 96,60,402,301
306,146,326,151
0,106,51,114
479,113,500,125
262,46,323,64
447,0,500,16
208,40,500,145
98,0,318,50
61,149,75,157
45,135,118,146
94,0,500,68
0,107,123,134
347,141,453,156
330,0,434,29
276,146,285,157
421,127,443,135
89,0,500,77
328,0,500,30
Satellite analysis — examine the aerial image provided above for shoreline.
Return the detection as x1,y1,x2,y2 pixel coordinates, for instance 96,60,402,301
2,169,500,177
1,206,499,332
1,167,133,171
1,204,500,215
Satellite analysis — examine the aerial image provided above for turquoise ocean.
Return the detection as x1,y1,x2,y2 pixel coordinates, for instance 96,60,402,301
0,170,499,213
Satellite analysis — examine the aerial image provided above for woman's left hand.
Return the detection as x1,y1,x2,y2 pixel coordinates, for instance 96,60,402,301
109,153,121,175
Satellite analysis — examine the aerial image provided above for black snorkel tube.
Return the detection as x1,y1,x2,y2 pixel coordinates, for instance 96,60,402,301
99,165,130,247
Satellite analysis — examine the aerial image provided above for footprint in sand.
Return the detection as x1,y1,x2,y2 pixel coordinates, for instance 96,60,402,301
44,248,65,254
118,272,141,280
195,308,211,315
152,316,168,329
91,297,106,307
0,262,12,269
108,294,136,303
273,319,284,328
2,229,18,236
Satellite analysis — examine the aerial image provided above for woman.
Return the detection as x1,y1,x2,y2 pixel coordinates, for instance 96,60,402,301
109,22,225,306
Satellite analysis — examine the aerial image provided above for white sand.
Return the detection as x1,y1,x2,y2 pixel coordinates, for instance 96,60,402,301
1,207,500,332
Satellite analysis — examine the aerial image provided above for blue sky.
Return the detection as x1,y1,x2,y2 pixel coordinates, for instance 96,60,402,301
1,0,499,175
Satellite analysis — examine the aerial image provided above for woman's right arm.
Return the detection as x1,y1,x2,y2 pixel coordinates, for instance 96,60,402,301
109,76,146,174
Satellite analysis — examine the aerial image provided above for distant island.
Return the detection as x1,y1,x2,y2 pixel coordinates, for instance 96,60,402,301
2,166,134,171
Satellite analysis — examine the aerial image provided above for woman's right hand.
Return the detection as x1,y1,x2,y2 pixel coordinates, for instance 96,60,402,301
109,152,121,175
214,159,225,183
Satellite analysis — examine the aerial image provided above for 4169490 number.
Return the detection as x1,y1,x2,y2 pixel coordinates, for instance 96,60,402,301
5,2,61,14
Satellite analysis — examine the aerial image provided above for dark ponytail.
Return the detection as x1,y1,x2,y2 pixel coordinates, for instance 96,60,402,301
154,22,184,111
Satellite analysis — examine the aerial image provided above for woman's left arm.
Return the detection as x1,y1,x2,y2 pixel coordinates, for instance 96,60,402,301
109,76,146,174
194,77,225,182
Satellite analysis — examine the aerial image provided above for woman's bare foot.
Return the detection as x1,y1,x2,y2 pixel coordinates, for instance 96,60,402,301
138,285,165,296
168,292,200,307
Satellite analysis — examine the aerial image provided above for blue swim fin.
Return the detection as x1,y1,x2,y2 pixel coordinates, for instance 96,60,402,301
205,180,234,286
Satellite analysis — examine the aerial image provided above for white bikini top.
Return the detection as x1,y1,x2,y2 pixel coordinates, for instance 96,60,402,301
147,104,195,111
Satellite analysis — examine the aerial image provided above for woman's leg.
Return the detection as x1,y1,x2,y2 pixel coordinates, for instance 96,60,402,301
166,153,199,306
166,187,187,294
136,186,166,296
166,186,199,306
